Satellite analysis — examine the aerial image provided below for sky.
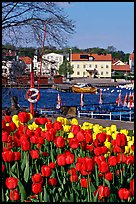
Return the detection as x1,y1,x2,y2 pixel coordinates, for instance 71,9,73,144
61,2,134,53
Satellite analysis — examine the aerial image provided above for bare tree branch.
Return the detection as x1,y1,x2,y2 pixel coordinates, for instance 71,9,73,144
2,2,75,48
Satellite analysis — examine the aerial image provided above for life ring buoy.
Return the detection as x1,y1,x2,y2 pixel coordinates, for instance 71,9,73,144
26,88,40,103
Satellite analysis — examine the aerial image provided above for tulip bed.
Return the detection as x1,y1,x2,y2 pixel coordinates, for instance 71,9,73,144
2,112,134,202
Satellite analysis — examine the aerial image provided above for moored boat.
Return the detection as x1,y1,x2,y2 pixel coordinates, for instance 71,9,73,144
72,83,97,93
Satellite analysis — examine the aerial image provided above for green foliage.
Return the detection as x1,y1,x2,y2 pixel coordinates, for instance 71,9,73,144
59,59,74,78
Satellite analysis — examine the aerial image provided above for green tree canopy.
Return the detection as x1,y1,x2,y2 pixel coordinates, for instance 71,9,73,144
59,59,74,78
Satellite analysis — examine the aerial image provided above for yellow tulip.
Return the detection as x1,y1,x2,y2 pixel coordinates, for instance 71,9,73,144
68,132,74,138
126,136,131,141
120,129,128,136
127,141,134,148
93,124,100,133
124,146,130,154
70,118,79,125
57,117,64,123
132,136,134,142
104,142,112,151
63,118,69,125
63,125,71,132
6,123,9,126
105,126,110,132
82,122,93,129
28,113,33,120
12,115,19,123
106,130,112,136
14,120,20,128
110,124,117,132
28,124,33,130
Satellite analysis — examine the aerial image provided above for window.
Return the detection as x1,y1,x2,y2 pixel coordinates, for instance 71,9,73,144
106,65,109,68
95,65,97,68
101,65,104,68
77,64,80,68
77,72,80,75
106,72,108,75
83,72,85,76
89,64,91,67
83,65,86,68
101,72,103,75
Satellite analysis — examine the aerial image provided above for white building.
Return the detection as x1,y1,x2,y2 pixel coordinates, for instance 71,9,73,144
33,53,64,77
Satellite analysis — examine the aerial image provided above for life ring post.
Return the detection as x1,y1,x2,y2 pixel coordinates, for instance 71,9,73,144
30,62,34,116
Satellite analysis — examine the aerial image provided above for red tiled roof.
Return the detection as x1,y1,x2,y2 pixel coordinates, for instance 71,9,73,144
71,53,112,61
19,56,32,64
112,65,130,71
129,52,134,61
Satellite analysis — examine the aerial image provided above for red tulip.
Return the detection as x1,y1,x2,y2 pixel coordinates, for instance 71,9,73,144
84,130,93,143
3,115,12,123
126,155,134,165
41,165,52,177
2,150,15,162
65,152,74,165
14,152,21,161
42,152,49,157
2,164,5,172
76,130,85,142
108,156,117,166
2,119,6,129
80,178,88,188
70,174,78,182
94,147,102,156
94,155,106,166
105,172,113,181
117,153,127,164
30,136,38,144
35,117,48,125
32,173,43,183
94,185,110,200
118,188,131,200
5,177,18,189
53,121,63,131
67,168,77,175
130,178,134,196
21,140,30,151
44,131,55,142
48,178,57,186
101,146,108,154
99,161,109,173
46,122,53,130
2,131,9,142
70,124,81,135
32,183,42,194
54,136,65,148
116,133,127,147
106,134,111,142
93,138,103,147
18,112,30,123
30,150,39,159
37,137,44,145
9,121,17,132
48,162,56,169
69,138,79,149
96,132,106,143
57,154,66,166
10,190,20,201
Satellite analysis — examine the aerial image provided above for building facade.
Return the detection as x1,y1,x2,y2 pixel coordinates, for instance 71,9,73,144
69,53,112,78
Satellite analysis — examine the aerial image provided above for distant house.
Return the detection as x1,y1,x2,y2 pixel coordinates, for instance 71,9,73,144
19,56,32,73
69,53,112,78
129,51,134,73
112,59,130,75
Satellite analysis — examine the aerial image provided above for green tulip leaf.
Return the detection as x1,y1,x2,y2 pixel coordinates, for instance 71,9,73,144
10,171,27,202
43,186,50,202
10,162,17,172
24,159,29,183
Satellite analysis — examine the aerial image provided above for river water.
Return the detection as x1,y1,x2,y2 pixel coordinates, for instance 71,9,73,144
2,86,134,110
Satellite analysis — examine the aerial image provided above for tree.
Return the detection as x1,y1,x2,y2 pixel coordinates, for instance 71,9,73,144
59,59,74,78
2,2,75,48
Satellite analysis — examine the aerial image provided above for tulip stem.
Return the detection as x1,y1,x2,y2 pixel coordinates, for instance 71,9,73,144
50,142,54,162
